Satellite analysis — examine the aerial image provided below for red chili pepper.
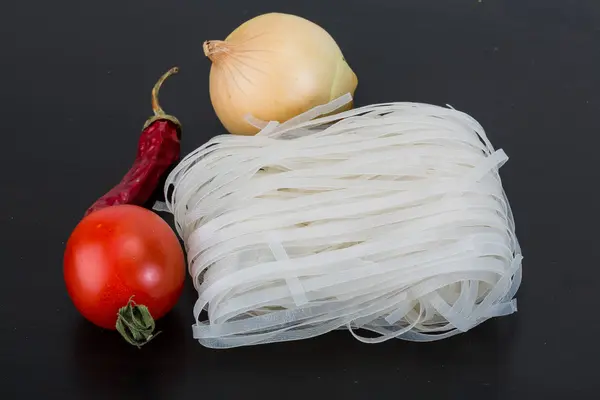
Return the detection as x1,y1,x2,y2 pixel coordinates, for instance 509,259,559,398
85,67,182,216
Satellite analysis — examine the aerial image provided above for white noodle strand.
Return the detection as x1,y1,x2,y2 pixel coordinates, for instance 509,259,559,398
162,95,522,348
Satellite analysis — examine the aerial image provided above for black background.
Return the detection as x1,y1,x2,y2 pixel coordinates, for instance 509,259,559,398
2,0,599,398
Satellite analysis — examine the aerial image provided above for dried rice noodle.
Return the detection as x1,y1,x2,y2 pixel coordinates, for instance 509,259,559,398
162,94,523,348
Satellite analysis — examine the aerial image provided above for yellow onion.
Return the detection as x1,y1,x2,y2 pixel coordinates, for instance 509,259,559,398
203,12,358,135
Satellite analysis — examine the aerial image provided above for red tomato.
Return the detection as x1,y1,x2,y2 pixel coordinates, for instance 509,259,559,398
64,205,185,329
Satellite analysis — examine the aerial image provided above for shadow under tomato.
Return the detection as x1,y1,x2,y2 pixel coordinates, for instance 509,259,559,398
68,306,191,398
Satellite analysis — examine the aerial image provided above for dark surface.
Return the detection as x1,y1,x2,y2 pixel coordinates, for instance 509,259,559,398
2,0,599,398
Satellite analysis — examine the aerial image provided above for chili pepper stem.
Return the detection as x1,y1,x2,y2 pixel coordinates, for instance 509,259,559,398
152,67,178,116
115,296,161,348
143,67,182,133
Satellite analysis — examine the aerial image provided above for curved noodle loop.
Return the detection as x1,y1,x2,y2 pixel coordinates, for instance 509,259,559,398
163,94,522,348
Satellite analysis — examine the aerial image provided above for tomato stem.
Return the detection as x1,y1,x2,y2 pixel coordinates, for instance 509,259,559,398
116,296,160,348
